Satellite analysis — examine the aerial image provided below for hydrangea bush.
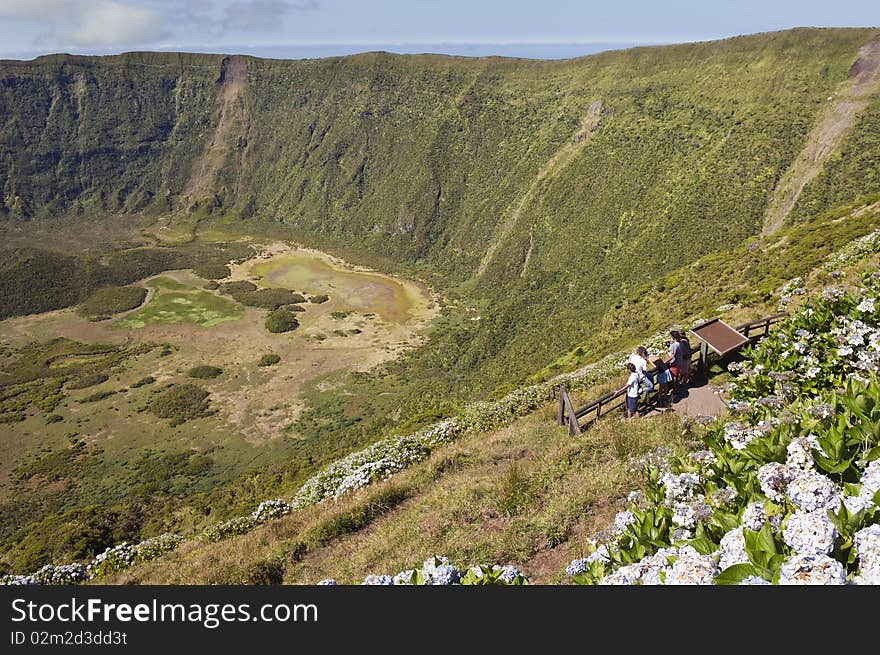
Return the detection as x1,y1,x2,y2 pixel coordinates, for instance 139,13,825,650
565,272,880,584
202,499,291,542
316,556,529,586
1,533,183,585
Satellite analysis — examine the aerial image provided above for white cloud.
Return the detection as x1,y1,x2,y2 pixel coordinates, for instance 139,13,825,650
0,0,71,20
68,1,165,46
0,0,166,47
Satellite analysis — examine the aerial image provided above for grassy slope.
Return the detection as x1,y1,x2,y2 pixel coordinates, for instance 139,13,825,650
104,410,689,585
103,219,880,585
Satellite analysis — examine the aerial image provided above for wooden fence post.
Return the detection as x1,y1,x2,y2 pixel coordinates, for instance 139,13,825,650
558,385,565,426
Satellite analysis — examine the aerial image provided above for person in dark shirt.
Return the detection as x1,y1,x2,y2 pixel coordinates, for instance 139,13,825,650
668,331,683,384
676,331,693,384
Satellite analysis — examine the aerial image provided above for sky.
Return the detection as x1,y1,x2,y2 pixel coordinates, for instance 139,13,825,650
0,0,878,61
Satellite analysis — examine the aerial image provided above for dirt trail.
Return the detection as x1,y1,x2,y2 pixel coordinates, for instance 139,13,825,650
477,99,604,276
762,33,880,237
183,56,250,203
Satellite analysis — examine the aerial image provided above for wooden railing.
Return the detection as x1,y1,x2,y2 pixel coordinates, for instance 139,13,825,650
557,313,787,435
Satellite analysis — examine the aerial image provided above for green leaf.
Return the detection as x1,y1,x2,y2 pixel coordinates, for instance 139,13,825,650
756,521,777,556
714,563,761,585
687,535,717,555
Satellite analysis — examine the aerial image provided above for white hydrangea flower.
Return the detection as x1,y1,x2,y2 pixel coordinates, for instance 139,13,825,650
566,559,590,577
660,472,702,503
850,567,880,585
613,510,636,532
854,524,880,570
671,528,693,542
786,470,840,512
741,502,768,532
665,546,719,585
598,561,665,586
718,528,749,570
362,574,394,585
689,450,717,466
782,512,838,555
861,459,880,498
723,422,763,450
856,297,876,313
842,494,875,515
627,490,643,504
779,554,846,585
785,435,820,470
710,487,738,507
757,462,797,502
671,502,713,529
393,570,417,585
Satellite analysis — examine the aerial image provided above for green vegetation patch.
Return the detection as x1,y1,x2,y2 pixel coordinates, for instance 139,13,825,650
0,242,253,320
265,308,300,334
218,280,306,309
309,294,329,304
113,288,243,329
258,354,281,367
232,289,307,309
219,281,257,294
187,365,223,379
145,276,189,291
149,384,212,426
192,263,230,280
130,376,156,388
77,286,148,321
78,390,117,404
66,373,109,390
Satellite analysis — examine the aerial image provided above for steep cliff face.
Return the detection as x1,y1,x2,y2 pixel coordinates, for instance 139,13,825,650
3,29,880,384
0,52,220,218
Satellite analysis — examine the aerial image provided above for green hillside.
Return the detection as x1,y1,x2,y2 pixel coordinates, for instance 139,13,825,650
3,28,880,577
4,29,880,394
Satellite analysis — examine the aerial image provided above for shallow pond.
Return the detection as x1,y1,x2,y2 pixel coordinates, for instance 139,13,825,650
248,248,429,324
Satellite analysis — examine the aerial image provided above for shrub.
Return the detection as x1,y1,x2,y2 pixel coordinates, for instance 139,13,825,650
45,414,63,424
67,373,109,389
259,354,281,366
265,309,300,333
78,390,116,403
309,294,329,304
186,365,222,379
77,286,147,321
203,280,220,290
220,280,257,295
285,304,306,312
130,376,155,388
192,263,230,280
149,384,210,424
233,289,306,309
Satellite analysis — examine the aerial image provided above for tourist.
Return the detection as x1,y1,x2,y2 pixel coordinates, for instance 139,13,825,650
628,346,649,377
653,356,673,407
668,331,683,388
625,362,641,418
677,330,693,384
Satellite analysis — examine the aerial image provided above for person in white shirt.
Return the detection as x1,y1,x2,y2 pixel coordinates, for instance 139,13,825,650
625,362,641,417
627,348,648,375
